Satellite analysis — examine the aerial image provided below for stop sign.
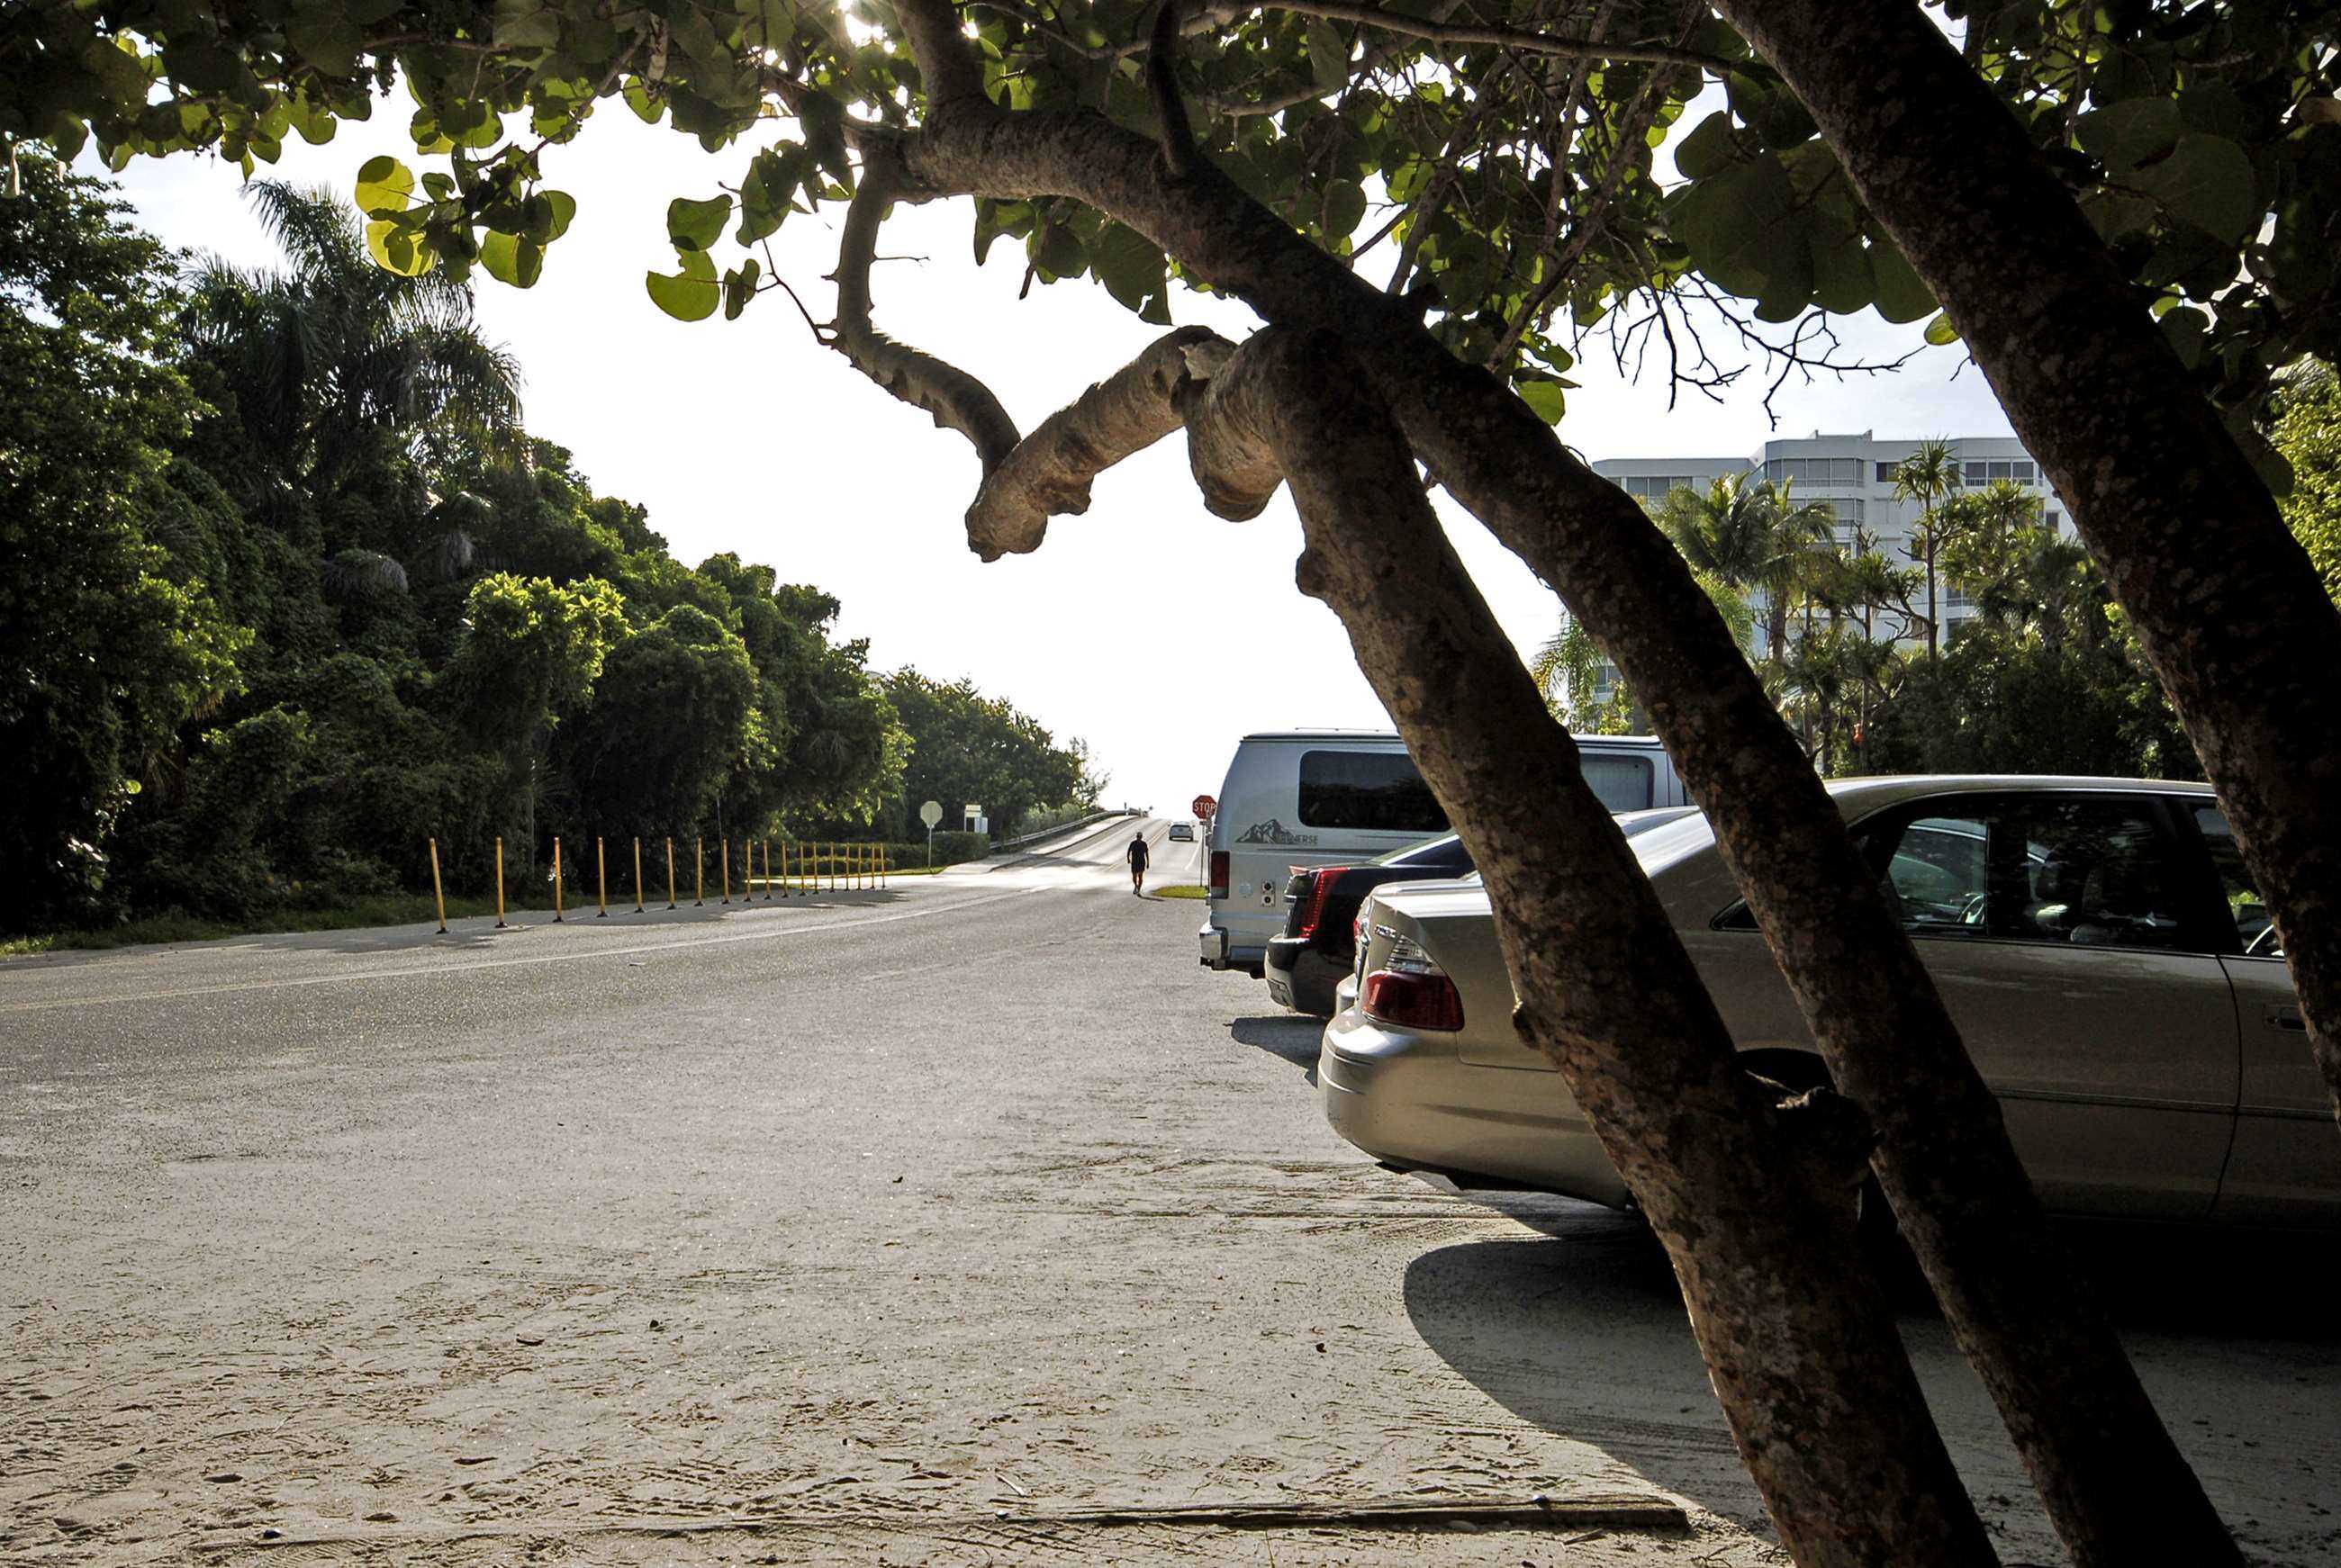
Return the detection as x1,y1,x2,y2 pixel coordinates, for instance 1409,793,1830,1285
1192,794,1216,819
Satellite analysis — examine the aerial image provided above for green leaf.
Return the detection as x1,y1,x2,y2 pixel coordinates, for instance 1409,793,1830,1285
1922,311,1960,347
666,194,733,253
1867,240,1936,324
1090,222,1165,311
737,147,800,243
1722,70,1814,149
2135,134,2257,240
1672,110,1741,182
538,190,576,242
1668,153,1796,302
493,0,562,50
480,230,545,288
723,257,761,320
624,79,664,124
2075,98,2182,174
1809,234,1872,314
355,154,415,216
1307,22,1349,90
1321,178,1366,241
364,218,434,276
287,6,363,71
1863,237,1938,322
2158,303,2209,368
1029,222,1085,280
646,247,719,321
1517,380,1567,424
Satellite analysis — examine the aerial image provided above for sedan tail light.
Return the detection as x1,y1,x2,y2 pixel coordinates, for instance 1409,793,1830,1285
1360,932,1465,1032
1208,851,1229,899
1294,866,1350,941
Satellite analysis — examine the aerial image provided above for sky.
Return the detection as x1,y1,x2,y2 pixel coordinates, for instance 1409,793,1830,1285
90,95,2022,816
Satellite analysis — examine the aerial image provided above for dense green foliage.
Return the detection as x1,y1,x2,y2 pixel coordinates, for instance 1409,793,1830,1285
2,161,1103,932
1544,466,2237,779
2275,363,2341,600
6,2,2333,452
875,671,1097,841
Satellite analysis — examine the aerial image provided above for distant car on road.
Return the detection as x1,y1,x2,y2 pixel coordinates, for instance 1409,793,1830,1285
1265,807,1701,1016
1167,822,1195,842
1320,775,2337,1230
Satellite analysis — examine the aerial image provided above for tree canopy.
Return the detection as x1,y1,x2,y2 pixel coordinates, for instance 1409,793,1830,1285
0,160,965,929
9,1,2334,455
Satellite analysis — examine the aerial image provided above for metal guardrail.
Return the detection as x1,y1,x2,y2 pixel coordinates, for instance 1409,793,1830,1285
989,807,1141,854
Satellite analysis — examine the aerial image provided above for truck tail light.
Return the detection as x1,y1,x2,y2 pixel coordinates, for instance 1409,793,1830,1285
1360,932,1465,1032
1295,866,1350,941
1208,851,1229,899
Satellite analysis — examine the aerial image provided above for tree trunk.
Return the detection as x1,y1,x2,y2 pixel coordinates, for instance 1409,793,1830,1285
882,26,2212,1563
1180,328,1997,1568
1708,6,2305,1561
1713,0,2341,1126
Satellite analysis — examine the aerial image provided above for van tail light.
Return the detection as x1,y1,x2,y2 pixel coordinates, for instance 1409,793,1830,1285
1208,851,1229,899
1360,933,1465,1031
1295,866,1350,941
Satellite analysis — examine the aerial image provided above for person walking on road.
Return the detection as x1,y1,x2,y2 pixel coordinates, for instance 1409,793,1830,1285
1125,831,1151,896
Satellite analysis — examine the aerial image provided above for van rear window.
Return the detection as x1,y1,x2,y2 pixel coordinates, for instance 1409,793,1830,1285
1298,751,1448,834
1582,753,1654,813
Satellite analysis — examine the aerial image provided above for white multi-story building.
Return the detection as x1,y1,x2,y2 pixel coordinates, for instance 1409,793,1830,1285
1593,431,2069,664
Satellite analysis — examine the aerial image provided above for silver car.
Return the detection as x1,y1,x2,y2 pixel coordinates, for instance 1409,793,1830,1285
1320,775,2339,1228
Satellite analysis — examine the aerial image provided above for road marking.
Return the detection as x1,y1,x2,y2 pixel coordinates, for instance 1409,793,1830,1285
0,887,1048,1014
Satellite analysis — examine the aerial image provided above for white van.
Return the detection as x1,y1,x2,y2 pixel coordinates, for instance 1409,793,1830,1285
1198,729,1686,974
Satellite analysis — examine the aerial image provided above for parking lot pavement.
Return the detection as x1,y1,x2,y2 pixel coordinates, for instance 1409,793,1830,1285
4,833,2335,1566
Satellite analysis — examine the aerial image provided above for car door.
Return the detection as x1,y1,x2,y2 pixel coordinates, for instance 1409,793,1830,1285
2192,803,2341,1227
1866,791,2239,1220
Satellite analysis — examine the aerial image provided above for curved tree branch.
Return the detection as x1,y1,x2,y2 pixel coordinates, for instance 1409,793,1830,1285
1145,0,1199,176
1267,0,1721,68
894,0,994,114
964,325,1226,560
827,152,1021,473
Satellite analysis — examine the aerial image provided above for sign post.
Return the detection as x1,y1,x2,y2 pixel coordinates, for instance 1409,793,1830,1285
1192,794,1216,880
919,798,944,868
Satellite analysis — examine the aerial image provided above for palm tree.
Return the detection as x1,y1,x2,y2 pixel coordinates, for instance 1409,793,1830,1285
184,181,522,490
1533,565,1753,733
1891,438,1963,660
1653,473,1834,682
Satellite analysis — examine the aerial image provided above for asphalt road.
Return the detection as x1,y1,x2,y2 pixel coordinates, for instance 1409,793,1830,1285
5,820,2336,1566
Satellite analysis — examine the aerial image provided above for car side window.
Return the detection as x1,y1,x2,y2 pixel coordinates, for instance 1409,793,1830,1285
1884,798,2195,951
2193,805,2281,957
1885,816,1991,933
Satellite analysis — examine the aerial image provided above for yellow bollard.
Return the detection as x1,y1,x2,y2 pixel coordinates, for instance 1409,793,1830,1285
827,842,836,893
429,837,447,933
665,838,677,909
494,835,507,929
597,836,609,918
695,836,705,906
880,844,888,888
552,836,564,922
634,837,645,913
721,839,731,904
857,842,867,889
763,838,773,900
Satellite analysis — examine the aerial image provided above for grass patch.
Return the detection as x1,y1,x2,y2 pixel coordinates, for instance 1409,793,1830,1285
2,894,511,956
3,871,971,957
1152,883,1207,899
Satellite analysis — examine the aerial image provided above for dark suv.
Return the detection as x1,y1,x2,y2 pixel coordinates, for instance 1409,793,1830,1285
1263,807,1704,1015
1264,834,1474,1015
